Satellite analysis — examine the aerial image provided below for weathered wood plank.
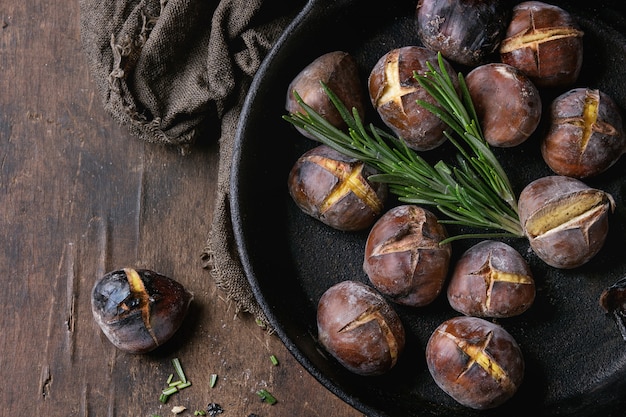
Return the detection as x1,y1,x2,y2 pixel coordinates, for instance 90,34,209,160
0,0,363,416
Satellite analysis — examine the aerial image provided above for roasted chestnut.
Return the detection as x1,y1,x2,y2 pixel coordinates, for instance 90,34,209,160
426,316,525,409
499,1,584,88
518,175,614,269
288,144,387,231
363,205,451,307
416,0,511,67
317,280,406,376
541,88,626,178
91,268,193,354
466,63,541,147
286,51,366,140
447,240,535,318
368,46,458,151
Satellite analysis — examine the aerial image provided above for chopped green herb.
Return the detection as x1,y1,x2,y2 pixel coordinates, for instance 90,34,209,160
177,381,192,389
162,386,179,396
171,358,187,384
270,355,279,366
169,380,183,387
166,374,174,384
209,373,218,388
194,411,207,416
159,393,169,404
256,389,277,405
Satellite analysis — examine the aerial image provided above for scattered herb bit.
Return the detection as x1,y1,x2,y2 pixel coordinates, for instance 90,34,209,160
162,386,179,396
269,355,279,366
283,52,523,243
194,411,207,416
169,380,183,387
166,374,174,384
171,405,186,414
172,357,187,384
159,393,170,404
256,389,277,405
209,373,218,388
206,403,224,417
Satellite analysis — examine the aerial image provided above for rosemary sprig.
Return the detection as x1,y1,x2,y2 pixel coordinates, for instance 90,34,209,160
283,52,524,243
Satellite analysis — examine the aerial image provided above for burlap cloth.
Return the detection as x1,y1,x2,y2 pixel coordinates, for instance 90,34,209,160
79,0,302,329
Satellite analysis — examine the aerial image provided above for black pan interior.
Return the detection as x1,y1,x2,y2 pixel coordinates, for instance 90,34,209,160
231,1,626,416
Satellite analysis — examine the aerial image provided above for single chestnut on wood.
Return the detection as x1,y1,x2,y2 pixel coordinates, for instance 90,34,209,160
368,46,458,151
466,63,541,147
541,88,626,179
288,144,387,231
447,240,535,318
518,175,615,269
317,280,406,376
363,205,451,307
426,316,525,410
416,0,511,67
286,51,366,141
500,1,584,88
91,268,193,354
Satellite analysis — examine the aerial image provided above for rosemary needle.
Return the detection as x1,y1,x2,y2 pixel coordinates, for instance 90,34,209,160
283,52,523,243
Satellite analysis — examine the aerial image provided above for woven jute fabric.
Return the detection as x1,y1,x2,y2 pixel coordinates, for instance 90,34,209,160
80,0,300,329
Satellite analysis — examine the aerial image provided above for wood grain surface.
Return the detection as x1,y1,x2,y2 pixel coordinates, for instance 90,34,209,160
0,1,364,416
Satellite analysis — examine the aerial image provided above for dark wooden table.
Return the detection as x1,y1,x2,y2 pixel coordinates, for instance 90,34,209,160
0,1,364,416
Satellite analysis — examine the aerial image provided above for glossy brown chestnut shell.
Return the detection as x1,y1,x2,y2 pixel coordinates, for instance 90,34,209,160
286,51,366,140
368,46,458,151
541,88,626,178
466,63,541,147
426,316,525,410
363,205,451,307
91,268,193,354
447,240,535,318
317,280,406,376
416,0,511,67
518,176,615,269
500,1,584,88
288,144,387,231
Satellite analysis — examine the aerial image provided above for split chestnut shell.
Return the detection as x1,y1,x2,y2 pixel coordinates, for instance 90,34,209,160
518,176,614,269
91,268,193,354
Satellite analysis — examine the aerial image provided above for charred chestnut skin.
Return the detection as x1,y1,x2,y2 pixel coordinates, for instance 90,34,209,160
518,176,614,269
447,240,535,318
363,205,451,307
317,280,406,376
541,88,626,179
91,268,193,354
416,0,512,67
288,145,387,231
466,63,541,147
426,316,524,410
500,1,584,88
286,51,366,140
368,46,458,151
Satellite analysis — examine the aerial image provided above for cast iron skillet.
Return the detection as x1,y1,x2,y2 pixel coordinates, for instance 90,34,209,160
231,1,626,416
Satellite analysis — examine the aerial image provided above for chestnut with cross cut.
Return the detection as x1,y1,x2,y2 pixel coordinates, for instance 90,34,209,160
518,175,614,269
363,205,451,307
499,1,584,88
288,144,388,231
541,88,626,179
426,316,525,409
368,46,458,151
447,241,535,318
317,280,406,376
91,268,193,354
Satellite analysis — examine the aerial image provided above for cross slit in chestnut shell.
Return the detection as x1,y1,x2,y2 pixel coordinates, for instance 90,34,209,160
91,268,193,354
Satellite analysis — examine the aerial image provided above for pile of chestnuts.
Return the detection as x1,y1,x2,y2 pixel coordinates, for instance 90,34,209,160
284,0,625,411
